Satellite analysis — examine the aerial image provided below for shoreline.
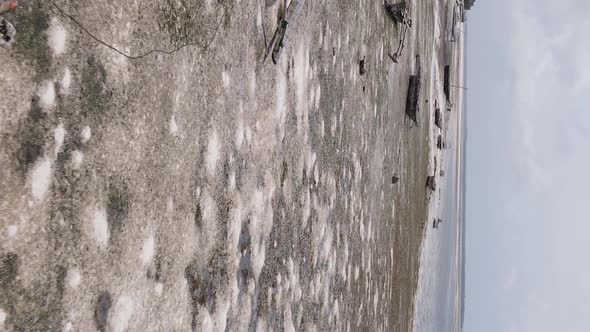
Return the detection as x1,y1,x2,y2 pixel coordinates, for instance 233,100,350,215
411,0,467,330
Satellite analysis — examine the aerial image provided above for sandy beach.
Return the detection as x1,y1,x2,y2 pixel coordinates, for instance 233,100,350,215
0,0,459,330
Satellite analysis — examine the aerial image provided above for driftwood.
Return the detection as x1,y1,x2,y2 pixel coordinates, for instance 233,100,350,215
265,0,306,64
405,76,420,123
405,55,421,124
444,65,450,101
384,2,409,26
385,2,412,63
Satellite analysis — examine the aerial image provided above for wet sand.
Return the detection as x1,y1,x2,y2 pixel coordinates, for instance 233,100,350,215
1,0,452,331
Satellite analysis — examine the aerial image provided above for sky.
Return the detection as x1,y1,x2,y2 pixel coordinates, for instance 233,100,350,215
465,0,590,331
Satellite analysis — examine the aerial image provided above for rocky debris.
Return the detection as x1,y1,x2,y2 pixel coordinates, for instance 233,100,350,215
433,218,442,229
426,176,436,191
435,107,442,129
0,16,15,47
184,250,228,330
359,57,366,75
94,291,112,332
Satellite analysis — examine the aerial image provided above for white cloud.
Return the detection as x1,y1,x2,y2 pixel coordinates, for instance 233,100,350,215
502,267,518,290
508,0,590,191
466,1,590,331
494,2,590,331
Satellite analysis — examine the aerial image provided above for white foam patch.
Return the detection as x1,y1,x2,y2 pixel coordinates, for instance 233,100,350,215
47,18,67,56
205,0,213,12
155,282,164,296
201,192,216,224
199,190,219,248
276,65,287,141
315,84,321,109
228,199,243,255
63,321,72,332
108,295,135,332
222,70,231,90
81,126,92,143
284,305,296,332
235,102,245,148
7,225,18,237
294,44,311,137
92,208,109,247
166,197,174,214
201,311,213,331
71,150,84,170
206,130,221,176
195,301,229,332
301,189,311,228
249,70,257,97
60,67,71,95
101,44,130,83
250,173,276,281
54,124,66,156
236,117,244,148
66,268,81,289
0,308,6,325
245,126,252,143
140,234,155,266
169,114,179,136
38,80,56,110
213,302,230,331
256,6,262,27
30,157,52,202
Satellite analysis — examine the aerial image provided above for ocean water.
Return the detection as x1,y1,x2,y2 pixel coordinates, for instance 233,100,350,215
413,19,465,332
412,120,462,332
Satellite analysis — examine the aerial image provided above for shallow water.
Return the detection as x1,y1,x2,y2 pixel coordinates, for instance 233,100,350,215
413,12,465,332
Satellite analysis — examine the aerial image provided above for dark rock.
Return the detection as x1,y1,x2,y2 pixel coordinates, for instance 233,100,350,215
94,291,112,332
0,252,19,287
185,250,228,329
444,65,450,101
426,176,436,191
435,108,442,129
359,58,366,76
